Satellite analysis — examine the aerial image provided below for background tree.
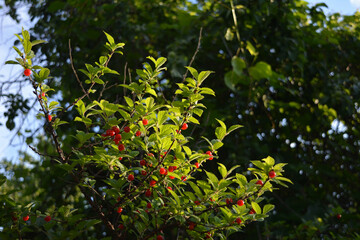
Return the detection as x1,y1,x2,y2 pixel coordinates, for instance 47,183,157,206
1,0,360,239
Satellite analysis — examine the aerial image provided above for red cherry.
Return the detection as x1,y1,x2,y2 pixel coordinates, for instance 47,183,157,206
48,115,53,122
195,162,200,168
176,129,181,134
128,174,134,181
112,126,120,134
24,69,31,76
140,160,146,166
41,92,45,98
189,222,195,230
181,123,188,130
181,176,187,181
194,200,200,206
44,215,51,222
12,216,18,221
148,153,154,157
269,170,276,179
173,166,177,170
249,209,255,214
206,151,213,160
119,157,123,161
146,202,152,209
141,170,147,176
168,166,174,172
237,199,244,206
23,215,29,221
169,176,175,180
117,207,123,213
142,119,149,125
145,189,152,197
118,144,125,151
256,180,263,186
135,130,141,137
226,198,233,205
206,232,211,239
235,218,242,224
106,129,115,136
157,235,164,240
124,126,131,133
150,180,157,187
114,134,122,141
167,186,172,190
210,198,215,202
337,214,342,220
159,167,166,175
118,224,124,230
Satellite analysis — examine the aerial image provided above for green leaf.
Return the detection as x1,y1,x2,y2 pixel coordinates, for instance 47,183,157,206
185,66,198,80
225,28,234,41
227,124,243,135
168,189,181,206
5,60,19,65
231,57,246,76
103,31,115,45
205,170,219,187
0,174,6,186
218,163,227,178
188,181,203,198
249,61,272,80
246,41,258,56
188,116,200,124
251,202,262,214
94,78,104,84
31,40,46,47
263,204,275,214
263,156,275,166
199,87,215,96
124,96,134,107
198,70,213,85
215,126,226,140
23,39,32,55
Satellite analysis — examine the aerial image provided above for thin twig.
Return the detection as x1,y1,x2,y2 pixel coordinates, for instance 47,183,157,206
181,27,203,84
69,39,89,99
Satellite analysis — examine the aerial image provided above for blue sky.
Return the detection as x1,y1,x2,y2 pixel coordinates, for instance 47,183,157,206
0,0,358,162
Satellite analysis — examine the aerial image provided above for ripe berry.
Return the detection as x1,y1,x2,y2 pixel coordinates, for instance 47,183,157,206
114,134,122,141
118,224,124,230
119,157,123,161
168,166,175,172
145,189,151,197
337,214,342,220
167,186,172,190
118,144,125,151
128,174,134,181
112,126,120,134
135,130,141,137
148,153,154,157
194,200,200,205
12,216,18,222
124,126,131,133
195,162,200,168
206,151,213,160
249,209,255,214
24,69,31,76
106,129,115,136
181,176,187,181
140,160,146,166
141,170,147,176
237,199,244,206
150,180,157,187
159,167,166,175
23,215,29,221
235,217,242,224
206,232,211,239
256,180,263,186
189,222,195,230
181,123,188,130
142,119,149,125
269,170,276,179
226,198,233,205
44,215,51,222
157,235,164,240
169,176,175,180
146,202,152,209
117,207,123,213
48,115,53,122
